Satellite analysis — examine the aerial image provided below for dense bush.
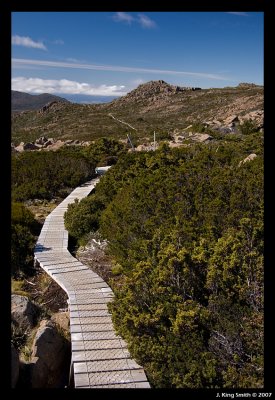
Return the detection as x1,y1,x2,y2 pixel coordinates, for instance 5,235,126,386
12,148,96,201
64,136,263,388
11,203,38,277
83,137,126,166
12,139,126,202
64,197,105,241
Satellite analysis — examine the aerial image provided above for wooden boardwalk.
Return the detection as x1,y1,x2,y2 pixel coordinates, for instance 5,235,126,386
34,177,150,389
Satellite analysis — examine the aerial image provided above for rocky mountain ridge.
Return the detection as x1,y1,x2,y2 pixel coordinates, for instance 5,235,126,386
111,80,201,105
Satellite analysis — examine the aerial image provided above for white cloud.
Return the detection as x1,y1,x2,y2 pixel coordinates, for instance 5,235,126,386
12,76,127,96
137,14,156,29
12,35,47,50
227,12,249,17
113,12,134,24
12,58,230,81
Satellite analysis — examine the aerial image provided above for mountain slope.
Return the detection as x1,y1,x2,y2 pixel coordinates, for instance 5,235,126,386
12,91,69,112
11,81,263,145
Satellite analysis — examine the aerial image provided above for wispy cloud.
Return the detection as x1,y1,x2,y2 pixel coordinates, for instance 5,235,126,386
12,77,127,96
12,35,47,50
12,58,229,81
65,57,80,63
113,12,134,24
137,14,156,29
131,78,145,86
113,12,157,29
227,12,249,17
53,39,64,45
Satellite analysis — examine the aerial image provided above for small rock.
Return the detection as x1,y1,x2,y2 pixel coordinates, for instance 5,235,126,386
190,133,213,143
11,295,38,331
212,119,222,126
238,153,257,167
223,115,238,125
35,136,48,145
182,124,193,131
35,213,44,219
23,142,39,151
43,139,54,147
51,312,70,332
15,142,25,152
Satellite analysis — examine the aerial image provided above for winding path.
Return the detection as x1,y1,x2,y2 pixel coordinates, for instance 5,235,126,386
34,176,150,389
108,113,137,131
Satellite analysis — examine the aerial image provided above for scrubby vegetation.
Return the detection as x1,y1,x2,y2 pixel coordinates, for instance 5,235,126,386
11,202,39,277
12,85,263,145
239,119,259,135
64,134,263,388
11,147,96,202
11,138,126,202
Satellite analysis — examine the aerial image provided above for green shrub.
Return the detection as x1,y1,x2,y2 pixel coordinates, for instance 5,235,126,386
64,196,105,240
63,140,263,388
12,148,96,201
239,119,259,135
11,203,37,277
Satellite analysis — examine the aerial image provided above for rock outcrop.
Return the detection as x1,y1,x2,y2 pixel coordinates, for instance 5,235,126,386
30,319,70,388
238,110,263,129
14,136,91,152
202,108,263,134
237,82,259,88
113,80,201,105
11,295,38,331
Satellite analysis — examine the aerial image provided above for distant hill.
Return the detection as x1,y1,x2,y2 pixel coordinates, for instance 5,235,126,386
12,91,69,112
12,81,263,145
62,94,120,104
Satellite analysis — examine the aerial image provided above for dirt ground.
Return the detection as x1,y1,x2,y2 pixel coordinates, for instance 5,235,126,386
25,198,63,224
23,269,69,314
75,238,113,284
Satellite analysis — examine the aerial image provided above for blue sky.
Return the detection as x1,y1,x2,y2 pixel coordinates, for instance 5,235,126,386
12,12,263,100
